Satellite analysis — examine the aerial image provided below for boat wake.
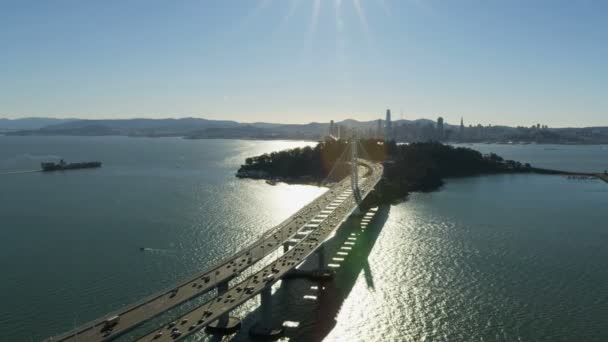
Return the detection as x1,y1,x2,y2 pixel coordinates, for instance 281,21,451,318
139,247,177,254
0,170,42,176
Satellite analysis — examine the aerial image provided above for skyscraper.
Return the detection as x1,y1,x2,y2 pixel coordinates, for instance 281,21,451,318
329,120,335,137
437,117,444,141
460,117,465,139
385,109,392,141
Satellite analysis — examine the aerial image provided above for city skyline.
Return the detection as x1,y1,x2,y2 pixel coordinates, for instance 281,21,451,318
1,1,607,127
0,113,591,130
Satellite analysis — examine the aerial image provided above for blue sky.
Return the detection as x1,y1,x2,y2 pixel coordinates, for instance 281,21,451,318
1,0,606,127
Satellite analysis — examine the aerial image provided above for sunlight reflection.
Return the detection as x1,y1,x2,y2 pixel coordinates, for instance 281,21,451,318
280,0,302,28
376,0,391,17
283,320,300,328
353,0,371,43
305,0,322,50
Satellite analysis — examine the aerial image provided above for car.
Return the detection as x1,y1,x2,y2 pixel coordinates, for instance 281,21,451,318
180,319,188,325
153,332,163,339
101,315,120,333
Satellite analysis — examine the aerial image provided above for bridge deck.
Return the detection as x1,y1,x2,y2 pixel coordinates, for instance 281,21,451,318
49,161,381,342
137,161,383,342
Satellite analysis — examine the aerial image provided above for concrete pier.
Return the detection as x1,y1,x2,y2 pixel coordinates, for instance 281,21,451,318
317,244,325,270
206,281,241,334
249,287,283,338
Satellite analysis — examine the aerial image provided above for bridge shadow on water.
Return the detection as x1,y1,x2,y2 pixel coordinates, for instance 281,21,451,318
218,204,391,342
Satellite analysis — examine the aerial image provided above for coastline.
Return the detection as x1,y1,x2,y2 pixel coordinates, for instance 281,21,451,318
236,166,607,204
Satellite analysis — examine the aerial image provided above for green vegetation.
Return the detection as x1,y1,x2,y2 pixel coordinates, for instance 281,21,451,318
237,139,532,202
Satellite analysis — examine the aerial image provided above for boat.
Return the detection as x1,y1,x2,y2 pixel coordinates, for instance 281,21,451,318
265,179,277,186
41,159,102,172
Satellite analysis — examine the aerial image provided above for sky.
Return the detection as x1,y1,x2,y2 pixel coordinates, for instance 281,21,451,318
0,0,606,127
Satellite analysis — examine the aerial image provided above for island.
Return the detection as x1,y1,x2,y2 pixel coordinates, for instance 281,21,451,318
237,139,536,203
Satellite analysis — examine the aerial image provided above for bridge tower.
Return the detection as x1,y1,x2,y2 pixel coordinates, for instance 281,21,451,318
351,132,361,216
351,132,359,193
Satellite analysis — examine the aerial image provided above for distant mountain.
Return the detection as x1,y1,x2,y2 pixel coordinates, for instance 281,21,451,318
0,117,77,131
5,116,607,144
10,117,241,137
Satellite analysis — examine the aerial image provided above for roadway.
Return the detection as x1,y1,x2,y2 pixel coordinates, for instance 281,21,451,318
48,161,381,342
137,161,383,341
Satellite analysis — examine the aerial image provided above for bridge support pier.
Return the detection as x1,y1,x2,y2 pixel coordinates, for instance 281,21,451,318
249,286,284,338
206,280,241,335
317,244,325,270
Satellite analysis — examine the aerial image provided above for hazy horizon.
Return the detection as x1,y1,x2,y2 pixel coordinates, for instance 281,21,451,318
1,1,606,127
2,114,607,129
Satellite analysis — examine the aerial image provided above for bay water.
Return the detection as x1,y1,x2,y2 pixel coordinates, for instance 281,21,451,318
1,137,607,341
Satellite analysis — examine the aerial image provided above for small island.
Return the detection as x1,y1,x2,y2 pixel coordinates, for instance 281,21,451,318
237,139,537,203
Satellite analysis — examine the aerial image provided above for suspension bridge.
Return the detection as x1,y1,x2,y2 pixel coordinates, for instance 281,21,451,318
48,136,384,342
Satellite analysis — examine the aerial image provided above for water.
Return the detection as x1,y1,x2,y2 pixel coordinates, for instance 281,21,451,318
0,137,607,341
453,143,608,173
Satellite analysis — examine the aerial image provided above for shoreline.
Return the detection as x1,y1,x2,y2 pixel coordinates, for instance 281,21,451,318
237,166,607,193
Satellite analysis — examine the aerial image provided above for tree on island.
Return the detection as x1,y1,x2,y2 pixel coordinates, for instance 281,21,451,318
238,139,532,202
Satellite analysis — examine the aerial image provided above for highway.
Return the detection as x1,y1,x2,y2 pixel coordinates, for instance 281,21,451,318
48,160,382,342
137,161,383,341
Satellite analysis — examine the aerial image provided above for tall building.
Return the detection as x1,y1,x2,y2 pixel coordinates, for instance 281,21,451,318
459,117,465,139
437,117,444,141
329,120,335,136
385,109,392,141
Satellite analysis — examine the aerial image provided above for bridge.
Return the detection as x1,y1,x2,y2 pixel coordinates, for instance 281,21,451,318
48,137,383,342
